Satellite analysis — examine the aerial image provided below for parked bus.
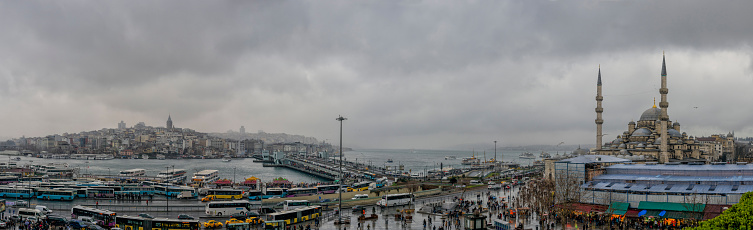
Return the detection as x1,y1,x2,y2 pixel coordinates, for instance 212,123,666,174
315,185,340,194
116,215,200,230
267,206,321,225
348,181,371,192
0,187,33,198
363,172,377,180
86,187,115,198
246,190,264,200
205,200,254,216
283,200,311,211
205,189,243,200
71,205,117,227
377,193,414,207
36,189,75,201
121,185,155,195
0,176,18,185
284,188,317,198
156,185,195,197
263,188,287,199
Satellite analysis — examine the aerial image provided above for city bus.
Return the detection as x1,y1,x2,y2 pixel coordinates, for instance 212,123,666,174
284,188,317,197
156,185,195,197
315,185,340,194
246,190,264,200
363,172,377,180
0,176,18,185
267,206,322,225
283,200,310,211
263,188,287,199
205,200,254,216
121,185,156,195
86,187,115,198
205,189,243,200
36,189,76,201
0,187,33,198
71,205,117,227
348,181,371,192
377,193,414,207
116,215,200,230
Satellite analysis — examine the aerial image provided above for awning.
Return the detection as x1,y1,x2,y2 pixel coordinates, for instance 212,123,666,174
637,201,705,212
606,202,630,215
664,211,703,220
625,209,640,217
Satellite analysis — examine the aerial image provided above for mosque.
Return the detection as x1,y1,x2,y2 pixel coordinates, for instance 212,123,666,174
592,54,713,163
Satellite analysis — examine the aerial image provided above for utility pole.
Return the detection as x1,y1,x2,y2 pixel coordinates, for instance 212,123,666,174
335,115,348,225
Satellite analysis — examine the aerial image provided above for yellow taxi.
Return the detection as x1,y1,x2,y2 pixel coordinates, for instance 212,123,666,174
203,220,223,228
225,218,244,226
245,217,264,225
201,196,214,202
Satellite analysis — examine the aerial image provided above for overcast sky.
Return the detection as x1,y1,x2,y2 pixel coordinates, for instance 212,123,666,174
1,1,753,149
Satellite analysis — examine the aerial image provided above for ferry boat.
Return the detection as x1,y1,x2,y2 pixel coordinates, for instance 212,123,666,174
445,156,457,160
461,157,479,165
11,157,20,161
192,170,220,184
386,159,393,163
119,169,147,177
157,168,187,184
222,157,232,162
539,151,551,159
519,152,536,159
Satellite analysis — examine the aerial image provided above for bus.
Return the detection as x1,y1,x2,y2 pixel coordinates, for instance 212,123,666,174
0,176,18,185
156,185,195,197
377,193,414,207
363,172,377,180
267,206,322,225
205,200,254,216
116,215,200,230
285,188,317,198
283,200,310,211
348,181,371,192
71,205,117,227
315,185,340,194
36,189,75,201
0,187,33,198
86,187,115,198
205,189,243,200
263,188,287,199
121,185,156,195
246,190,263,200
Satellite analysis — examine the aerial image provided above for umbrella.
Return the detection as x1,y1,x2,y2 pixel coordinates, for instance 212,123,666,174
638,210,647,217
659,210,666,217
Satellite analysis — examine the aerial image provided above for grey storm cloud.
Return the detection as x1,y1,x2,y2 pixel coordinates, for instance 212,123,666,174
1,0,753,149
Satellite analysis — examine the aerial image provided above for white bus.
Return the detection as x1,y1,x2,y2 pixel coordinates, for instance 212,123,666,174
18,208,46,220
205,200,253,216
283,200,310,211
377,193,414,207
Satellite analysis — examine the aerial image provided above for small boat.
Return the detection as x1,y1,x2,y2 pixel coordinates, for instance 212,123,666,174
519,152,536,159
539,151,551,158
386,159,393,163
11,157,21,161
222,157,232,162
445,156,457,160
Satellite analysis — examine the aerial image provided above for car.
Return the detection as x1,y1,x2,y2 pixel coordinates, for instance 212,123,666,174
245,217,263,225
0,220,7,228
67,220,88,229
203,220,223,228
138,213,154,219
352,205,365,212
9,215,21,222
177,214,195,220
201,196,214,202
229,212,259,220
46,215,69,225
85,225,105,230
13,200,28,207
225,218,243,226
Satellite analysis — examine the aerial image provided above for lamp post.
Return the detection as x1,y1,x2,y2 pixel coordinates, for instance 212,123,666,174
165,166,170,212
336,115,347,224
494,141,497,163
233,167,237,188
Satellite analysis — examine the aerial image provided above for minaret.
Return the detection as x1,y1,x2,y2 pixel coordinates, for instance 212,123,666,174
659,53,669,163
595,65,604,151
167,114,173,129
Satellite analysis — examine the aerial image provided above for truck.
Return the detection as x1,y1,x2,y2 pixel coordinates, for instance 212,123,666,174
176,191,194,199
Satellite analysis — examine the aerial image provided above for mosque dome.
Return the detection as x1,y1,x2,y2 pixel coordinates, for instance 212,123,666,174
619,143,626,149
629,121,636,125
668,129,682,138
632,128,652,137
673,121,680,126
639,107,662,121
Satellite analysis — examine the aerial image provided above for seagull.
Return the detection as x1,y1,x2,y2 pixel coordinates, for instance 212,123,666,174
693,107,698,109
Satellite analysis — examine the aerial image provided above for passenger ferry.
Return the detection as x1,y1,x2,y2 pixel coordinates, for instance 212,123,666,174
461,157,479,165
119,169,146,177
157,168,187,184
192,170,219,184
445,156,457,160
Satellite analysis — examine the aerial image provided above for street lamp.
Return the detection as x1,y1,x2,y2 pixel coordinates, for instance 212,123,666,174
233,167,237,187
335,115,348,225
494,140,497,164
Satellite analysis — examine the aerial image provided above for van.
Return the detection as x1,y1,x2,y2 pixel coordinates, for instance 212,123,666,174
470,180,482,185
352,194,369,200
18,208,46,220
35,205,52,214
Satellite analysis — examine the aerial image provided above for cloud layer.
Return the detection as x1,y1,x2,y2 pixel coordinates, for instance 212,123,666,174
1,1,752,149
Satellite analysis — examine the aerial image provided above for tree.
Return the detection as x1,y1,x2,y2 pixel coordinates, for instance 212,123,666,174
449,177,458,184
688,192,753,230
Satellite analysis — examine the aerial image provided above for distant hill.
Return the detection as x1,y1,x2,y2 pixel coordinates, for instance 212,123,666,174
208,131,319,144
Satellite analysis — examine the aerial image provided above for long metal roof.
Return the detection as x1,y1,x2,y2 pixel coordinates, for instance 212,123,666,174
583,181,753,194
593,174,753,183
607,163,753,172
556,155,631,164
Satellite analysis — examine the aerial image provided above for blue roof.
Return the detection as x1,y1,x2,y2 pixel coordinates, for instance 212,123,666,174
583,182,753,194
593,174,753,183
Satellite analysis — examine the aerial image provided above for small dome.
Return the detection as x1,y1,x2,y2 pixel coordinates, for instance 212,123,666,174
668,129,682,138
629,121,636,125
632,128,652,137
637,143,646,148
647,144,655,148
612,137,623,144
673,121,680,126
640,107,662,121
619,143,626,149
654,139,661,145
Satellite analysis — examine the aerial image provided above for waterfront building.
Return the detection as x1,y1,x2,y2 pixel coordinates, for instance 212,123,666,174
593,54,715,163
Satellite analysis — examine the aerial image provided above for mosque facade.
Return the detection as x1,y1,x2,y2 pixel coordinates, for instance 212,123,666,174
593,55,716,162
